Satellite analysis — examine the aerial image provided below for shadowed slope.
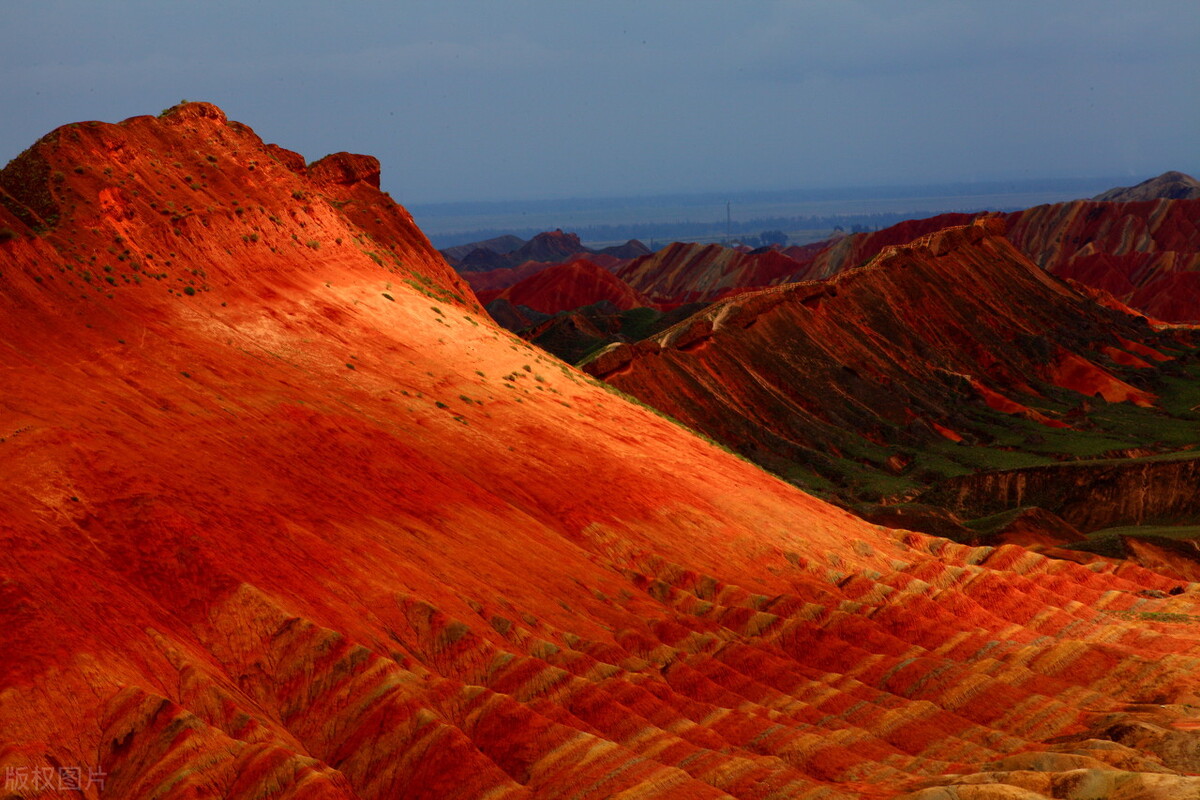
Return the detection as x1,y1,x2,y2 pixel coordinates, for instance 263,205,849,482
584,218,1194,502
793,214,979,283
798,200,1200,323
493,258,652,314
5,106,1200,800
617,241,804,303
1006,198,1200,322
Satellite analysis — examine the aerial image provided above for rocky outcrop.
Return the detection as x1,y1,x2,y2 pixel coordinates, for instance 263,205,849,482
508,228,588,264
924,455,1200,533
596,238,651,259
451,229,596,272
308,152,382,189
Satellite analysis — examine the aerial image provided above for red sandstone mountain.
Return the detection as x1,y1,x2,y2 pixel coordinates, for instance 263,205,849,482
462,252,629,296
617,241,804,303
6,104,1200,800
598,238,651,259
1005,199,1200,322
507,229,588,264
585,218,1196,507
471,184,1198,323
790,201,1200,322
463,258,557,293
492,258,652,314
452,235,648,309
793,213,979,282
527,199,1199,322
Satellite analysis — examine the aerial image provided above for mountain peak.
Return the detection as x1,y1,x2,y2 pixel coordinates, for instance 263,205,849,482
1093,170,1200,201
0,101,472,312
158,100,228,124
308,152,382,189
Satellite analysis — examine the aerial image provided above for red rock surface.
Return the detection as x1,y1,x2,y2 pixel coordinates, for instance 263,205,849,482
1005,199,1200,322
617,241,804,303
462,252,629,295
463,261,556,292
485,196,1198,323
585,219,1182,488
493,258,652,314
5,105,1200,800
794,214,979,283
800,202,1200,323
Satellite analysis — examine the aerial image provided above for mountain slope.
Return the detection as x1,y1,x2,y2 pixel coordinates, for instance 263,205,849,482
492,258,652,314
617,241,803,303
1005,198,1200,322
793,201,1200,322
1094,170,1200,202
584,218,1196,503
5,104,1200,800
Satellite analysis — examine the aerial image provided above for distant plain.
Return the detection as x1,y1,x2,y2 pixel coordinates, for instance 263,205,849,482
412,176,1124,248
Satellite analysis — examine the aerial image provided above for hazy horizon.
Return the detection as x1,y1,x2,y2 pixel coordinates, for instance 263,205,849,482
4,2,1198,205
409,175,1126,248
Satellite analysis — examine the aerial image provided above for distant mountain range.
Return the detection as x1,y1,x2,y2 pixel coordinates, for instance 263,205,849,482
455,174,1200,544
441,228,649,271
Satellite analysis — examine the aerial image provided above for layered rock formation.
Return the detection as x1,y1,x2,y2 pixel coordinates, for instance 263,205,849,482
617,241,804,304
925,454,1200,533
585,218,1194,499
490,258,652,315
787,200,1200,323
5,104,1200,800
1005,198,1200,322
454,174,1199,325
792,214,979,283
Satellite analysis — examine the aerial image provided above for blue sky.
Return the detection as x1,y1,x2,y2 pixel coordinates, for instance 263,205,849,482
4,1,1198,204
